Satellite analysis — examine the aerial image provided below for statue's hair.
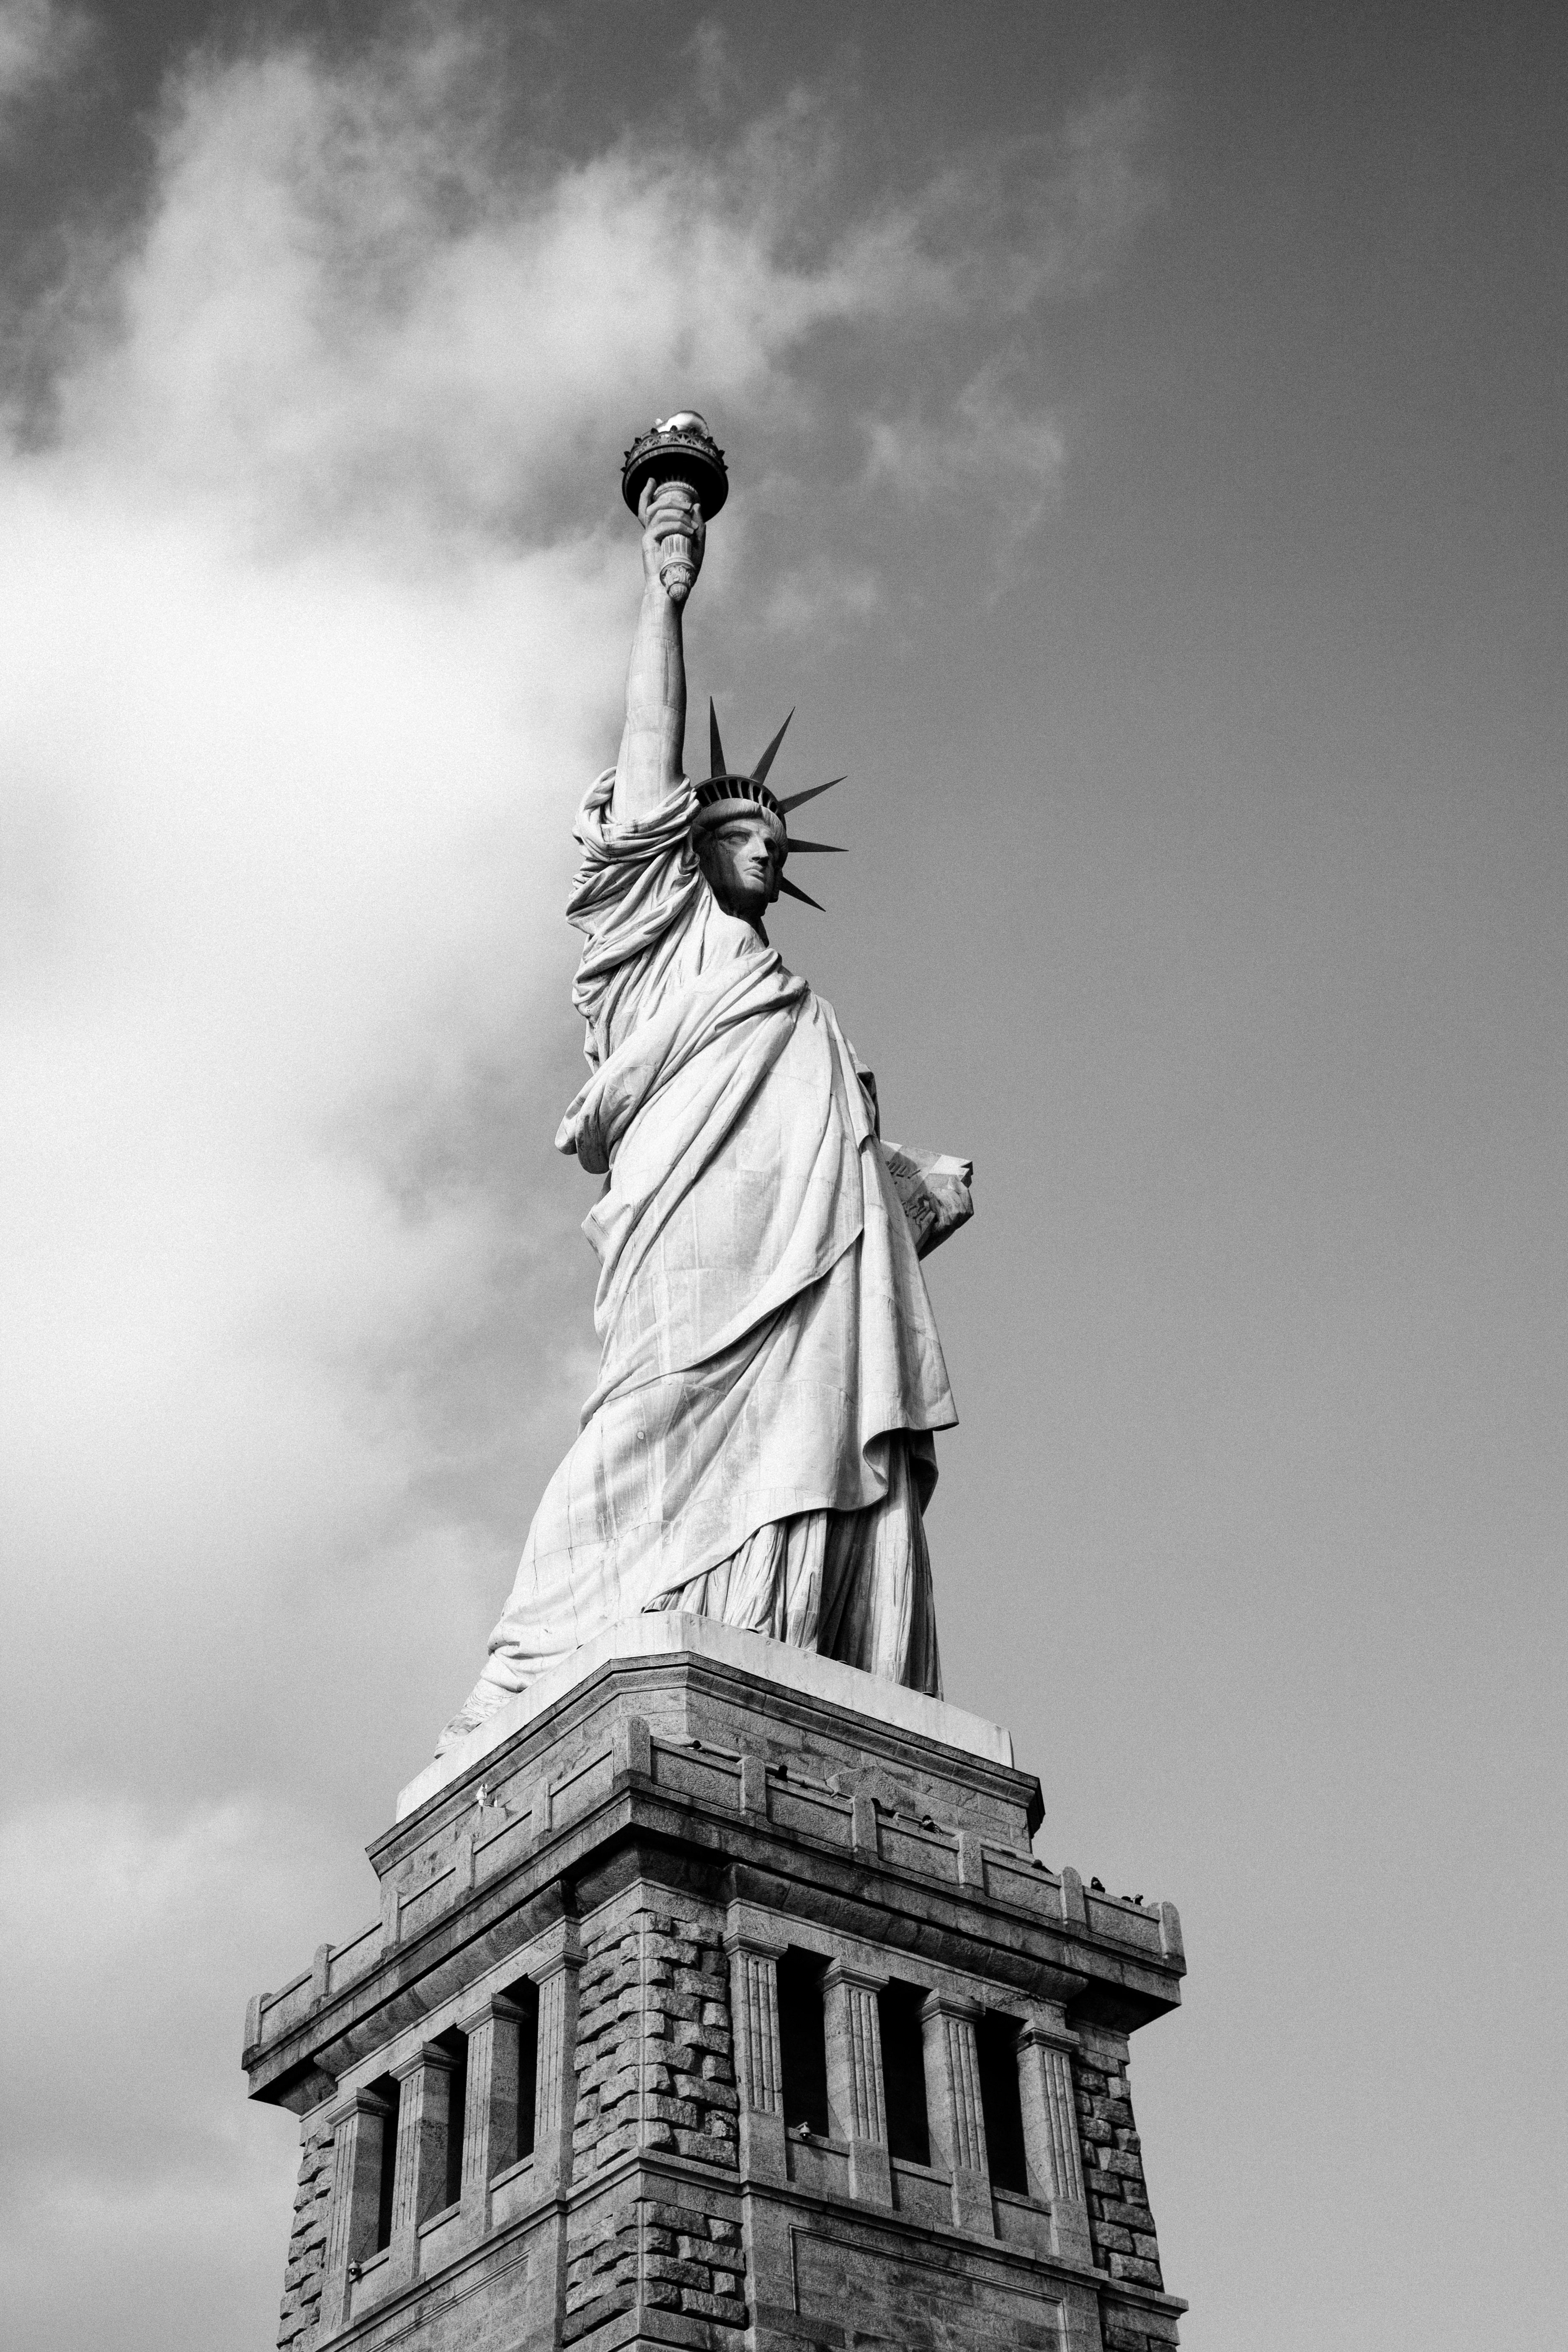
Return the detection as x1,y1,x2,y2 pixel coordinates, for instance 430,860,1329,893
691,777,787,856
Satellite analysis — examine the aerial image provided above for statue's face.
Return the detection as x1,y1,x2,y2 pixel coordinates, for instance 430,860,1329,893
699,812,784,923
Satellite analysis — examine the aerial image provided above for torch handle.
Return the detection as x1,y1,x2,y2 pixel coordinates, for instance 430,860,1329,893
650,474,699,606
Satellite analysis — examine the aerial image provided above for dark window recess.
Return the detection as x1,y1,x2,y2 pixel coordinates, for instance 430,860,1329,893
436,2028,468,2210
878,1981,931,2166
975,2013,1029,2195
502,1976,541,2165
369,2073,400,2251
776,1950,830,2136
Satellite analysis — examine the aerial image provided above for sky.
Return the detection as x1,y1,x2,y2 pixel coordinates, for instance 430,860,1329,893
1,2,1564,2345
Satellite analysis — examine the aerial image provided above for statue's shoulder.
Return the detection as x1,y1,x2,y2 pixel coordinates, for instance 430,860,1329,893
576,771,696,855
572,766,619,841
567,780,706,974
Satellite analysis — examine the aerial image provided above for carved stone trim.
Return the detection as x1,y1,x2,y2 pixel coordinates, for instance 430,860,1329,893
318,2088,393,2337
1016,2023,1091,2263
825,1960,892,2207
725,1918,787,2183
919,1991,993,2236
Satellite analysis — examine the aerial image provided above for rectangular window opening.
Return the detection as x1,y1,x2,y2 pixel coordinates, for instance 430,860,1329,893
368,2073,400,2253
878,1981,931,2166
500,1976,541,2166
776,1949,829,2137
975,2012,1029,2195
435,2027,468,2210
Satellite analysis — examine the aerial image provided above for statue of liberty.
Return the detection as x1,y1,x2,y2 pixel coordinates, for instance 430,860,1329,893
439,418,972,1753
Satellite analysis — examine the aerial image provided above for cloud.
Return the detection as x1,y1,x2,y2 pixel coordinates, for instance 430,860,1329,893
0,1797,329,2184
0,0,1162,1852
0,17,1154,2346
854,97,1157,551
2,23,1155,1790
44,34,1149,554
864,361,1069,534
761,554,883,638
0,1795,340,2345
0,0,85,108
53,46,916,543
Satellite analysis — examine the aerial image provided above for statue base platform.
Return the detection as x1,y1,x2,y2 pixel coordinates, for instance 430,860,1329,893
245,1620,1188,2352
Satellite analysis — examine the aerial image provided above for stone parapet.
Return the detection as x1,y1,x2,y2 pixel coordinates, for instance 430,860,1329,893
245,1623,1187,2351
396,1613,1016,1823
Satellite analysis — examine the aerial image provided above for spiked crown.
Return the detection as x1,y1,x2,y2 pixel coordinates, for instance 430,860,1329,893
691,702,845,910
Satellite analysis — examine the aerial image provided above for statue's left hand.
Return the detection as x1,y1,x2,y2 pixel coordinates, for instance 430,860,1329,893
917,1166,974,1257
880,1142,975,1260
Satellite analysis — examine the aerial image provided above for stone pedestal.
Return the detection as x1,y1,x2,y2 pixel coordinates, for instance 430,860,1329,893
245,1617,1188,2352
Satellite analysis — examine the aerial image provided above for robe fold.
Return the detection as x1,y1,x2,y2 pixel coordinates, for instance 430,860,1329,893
444,770,957,1742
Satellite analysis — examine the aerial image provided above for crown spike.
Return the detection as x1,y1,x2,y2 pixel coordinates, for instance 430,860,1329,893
709,699,726,781
776,874,825,911
782,838,845,854
752,708,794,784
777,774,845,815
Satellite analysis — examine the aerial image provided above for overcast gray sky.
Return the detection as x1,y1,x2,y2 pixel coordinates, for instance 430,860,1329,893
2,3,1564,2346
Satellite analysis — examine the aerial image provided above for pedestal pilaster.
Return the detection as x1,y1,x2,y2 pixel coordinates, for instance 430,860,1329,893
530,1921,581,2196
1018,2019,1093,2262
921,1989,995,2236
824,1959,892,2206
387,2042,459,2287
725,1917,787,2183
457,1992,524,2238
317,2086,393,2337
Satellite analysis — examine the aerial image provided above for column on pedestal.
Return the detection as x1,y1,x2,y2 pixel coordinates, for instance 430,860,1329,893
318,2086,395,2336
530,1923,582,2194
823,1961,892,2206
1016,2022,1092,2262
920,1991,994,2236
458,1993,525,2233
388,2043,461,2285
725,1923,787,2182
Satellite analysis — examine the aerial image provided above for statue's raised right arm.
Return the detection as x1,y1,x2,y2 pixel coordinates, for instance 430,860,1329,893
611,481,705,827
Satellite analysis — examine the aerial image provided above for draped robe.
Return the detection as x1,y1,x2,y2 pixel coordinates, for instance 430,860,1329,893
442,771,957,1745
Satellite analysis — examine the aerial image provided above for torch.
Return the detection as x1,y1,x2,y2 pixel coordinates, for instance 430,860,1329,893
621,411,729,604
